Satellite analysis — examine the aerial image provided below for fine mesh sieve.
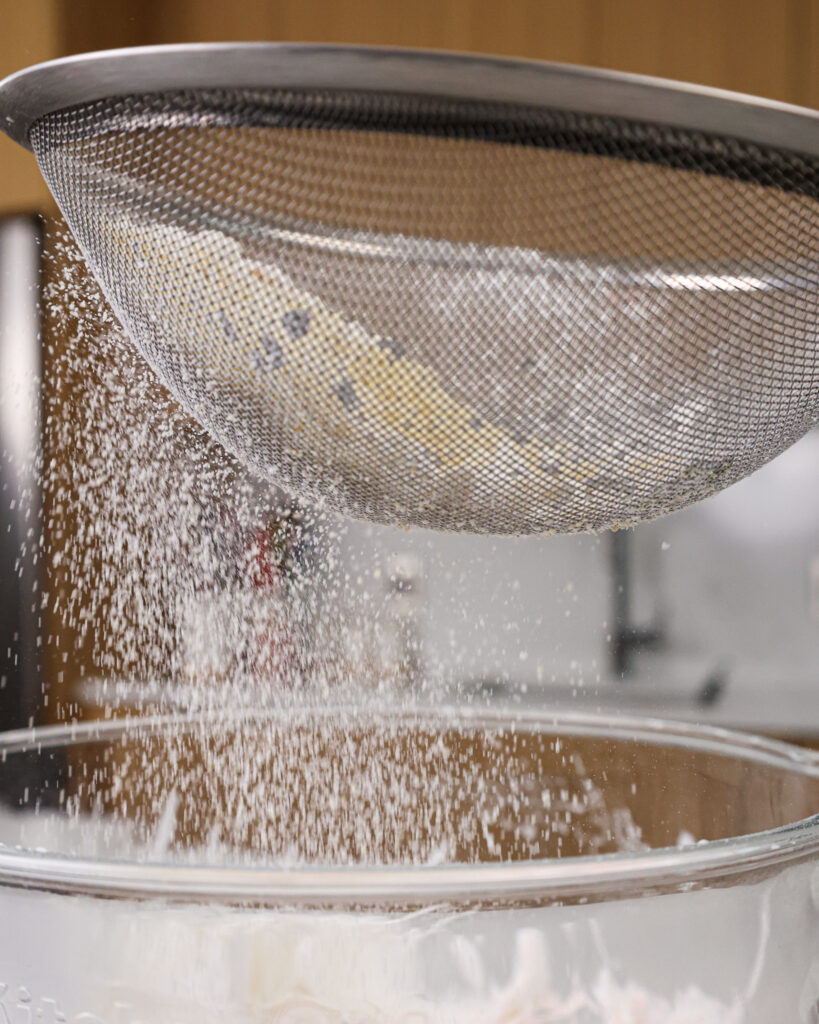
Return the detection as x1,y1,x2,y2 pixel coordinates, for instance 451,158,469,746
3,44,819,534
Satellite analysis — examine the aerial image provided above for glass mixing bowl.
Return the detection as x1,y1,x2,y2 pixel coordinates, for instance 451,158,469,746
0,707,817,1023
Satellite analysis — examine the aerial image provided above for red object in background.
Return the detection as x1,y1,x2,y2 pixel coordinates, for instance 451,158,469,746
244,519,294,682
246,524,285,591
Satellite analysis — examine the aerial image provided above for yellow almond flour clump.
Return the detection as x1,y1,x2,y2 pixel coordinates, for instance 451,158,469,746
96,214,687,530
106,222,568,458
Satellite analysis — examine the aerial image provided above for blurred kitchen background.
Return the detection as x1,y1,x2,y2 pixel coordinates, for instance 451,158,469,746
2,0,819,743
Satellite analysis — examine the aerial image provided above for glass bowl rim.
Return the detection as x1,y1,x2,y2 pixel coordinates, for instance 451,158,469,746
0,706,817,906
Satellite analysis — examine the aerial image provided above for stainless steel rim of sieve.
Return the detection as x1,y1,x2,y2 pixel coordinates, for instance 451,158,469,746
3,44,819,535
3,44,819,153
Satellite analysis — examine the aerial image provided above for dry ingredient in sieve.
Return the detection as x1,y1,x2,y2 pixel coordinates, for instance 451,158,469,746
88,213,695,535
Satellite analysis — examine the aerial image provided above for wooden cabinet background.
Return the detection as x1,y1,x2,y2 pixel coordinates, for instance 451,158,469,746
3,0,819,215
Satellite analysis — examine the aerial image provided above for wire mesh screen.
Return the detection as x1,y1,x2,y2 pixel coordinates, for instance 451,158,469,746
29,88,819,534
